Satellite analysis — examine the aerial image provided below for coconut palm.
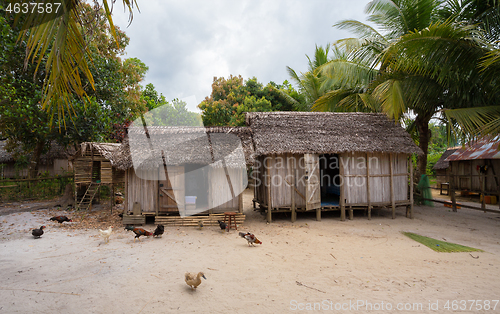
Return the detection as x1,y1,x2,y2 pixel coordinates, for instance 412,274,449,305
313,0,500,177
8,0,138,126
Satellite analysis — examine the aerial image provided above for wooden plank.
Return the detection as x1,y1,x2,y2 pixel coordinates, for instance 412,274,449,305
389,153,395,219
304,153,321,212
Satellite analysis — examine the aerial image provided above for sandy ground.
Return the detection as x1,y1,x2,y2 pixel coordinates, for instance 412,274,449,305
1,189,500,314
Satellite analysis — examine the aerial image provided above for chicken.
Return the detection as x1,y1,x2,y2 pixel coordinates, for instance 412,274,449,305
49,216,72,224
217,220,227,232
197,220,203,230
99,226,113,243
153,224,164,237
185,272,206,290
239,232,263,246
32,226,45,238
124,225,153,242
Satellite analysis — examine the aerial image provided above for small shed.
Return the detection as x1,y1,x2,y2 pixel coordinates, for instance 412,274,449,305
445,139,500,205
113,126,253,226
246,112,422,222
71,142,125,210
432,147,459,185
0,140,75,178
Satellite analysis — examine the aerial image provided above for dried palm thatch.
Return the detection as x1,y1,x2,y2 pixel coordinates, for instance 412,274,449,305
246,112,422,156
112,126,254,170
0,140,76,164
432,147,458,170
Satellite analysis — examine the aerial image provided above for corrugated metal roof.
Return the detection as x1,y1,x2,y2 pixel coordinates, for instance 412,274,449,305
445,139,500,161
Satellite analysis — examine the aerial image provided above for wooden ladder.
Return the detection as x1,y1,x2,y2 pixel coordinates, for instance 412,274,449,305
78,183,100,211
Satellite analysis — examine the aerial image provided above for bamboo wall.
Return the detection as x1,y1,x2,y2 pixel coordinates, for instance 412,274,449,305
343,152,408,204
209,166,245,212
254,154,307,209
253,152,410,209
126,168,158,213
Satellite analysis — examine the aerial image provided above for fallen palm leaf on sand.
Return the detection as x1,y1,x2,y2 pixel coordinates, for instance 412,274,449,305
403,232,483,253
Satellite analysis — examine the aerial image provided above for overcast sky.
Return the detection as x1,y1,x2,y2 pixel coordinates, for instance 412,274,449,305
113,0,372,112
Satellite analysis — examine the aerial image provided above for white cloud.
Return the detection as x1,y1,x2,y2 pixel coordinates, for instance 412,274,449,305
113,0,372,108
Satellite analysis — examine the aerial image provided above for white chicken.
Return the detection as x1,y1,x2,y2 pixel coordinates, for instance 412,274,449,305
99,226,113,243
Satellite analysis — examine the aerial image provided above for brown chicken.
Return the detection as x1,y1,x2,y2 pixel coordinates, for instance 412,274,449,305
124,225,153,242
239,232,262,246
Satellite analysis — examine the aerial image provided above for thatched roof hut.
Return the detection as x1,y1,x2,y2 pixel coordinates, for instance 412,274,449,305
114,126,252,225
246,112,422,222
113,126,254,171
246,112,421,156
0,140,75,178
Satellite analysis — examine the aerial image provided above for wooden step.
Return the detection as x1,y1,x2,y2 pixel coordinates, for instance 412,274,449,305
154,213,245,227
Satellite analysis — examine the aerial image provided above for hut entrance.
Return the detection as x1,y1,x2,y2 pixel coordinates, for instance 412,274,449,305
92,161,101,183
184,164,209,209
319,154,340,206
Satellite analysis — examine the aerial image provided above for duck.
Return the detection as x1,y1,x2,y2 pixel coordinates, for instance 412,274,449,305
32,226,45,238
185,272,206,290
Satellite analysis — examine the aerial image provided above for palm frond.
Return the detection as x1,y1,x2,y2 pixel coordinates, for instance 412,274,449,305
444,106,500,138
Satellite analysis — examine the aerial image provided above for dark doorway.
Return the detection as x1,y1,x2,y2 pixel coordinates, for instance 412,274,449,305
184,164,209,208
319,154,340,206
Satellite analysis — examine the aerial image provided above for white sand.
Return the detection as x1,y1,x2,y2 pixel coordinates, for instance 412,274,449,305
1,189,500,313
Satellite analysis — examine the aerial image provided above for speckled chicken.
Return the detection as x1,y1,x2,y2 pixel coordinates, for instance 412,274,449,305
239,232,262,246
124,225,153,242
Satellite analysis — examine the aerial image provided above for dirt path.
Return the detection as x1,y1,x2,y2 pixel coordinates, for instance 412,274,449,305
1,189,500,313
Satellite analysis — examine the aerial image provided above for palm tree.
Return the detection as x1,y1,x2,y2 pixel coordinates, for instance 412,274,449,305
287,44,334,110
313,0,500,177
8,0,138,126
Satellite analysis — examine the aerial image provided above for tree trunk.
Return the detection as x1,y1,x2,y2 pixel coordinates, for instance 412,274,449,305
416,115,431,180
27,140,46,179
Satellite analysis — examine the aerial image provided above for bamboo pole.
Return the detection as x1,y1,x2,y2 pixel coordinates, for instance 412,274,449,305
389,153,395,219
409,155,414,219
340,155,345,221
366,153,371,220
124,169,129,214
266,156,272,223
481,170,486,212
238,193,243,214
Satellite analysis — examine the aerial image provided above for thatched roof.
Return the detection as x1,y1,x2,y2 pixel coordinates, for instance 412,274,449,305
432,147,459,170
113,126,254,170
0,140,76,164
246,112,422,156
74,142,121,161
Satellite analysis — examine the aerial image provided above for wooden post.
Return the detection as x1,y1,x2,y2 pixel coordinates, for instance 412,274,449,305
450,163,457,212
348,206,353,220
481,170,486,212
340,155,345,221
124,169,129,215
366,153,371,220
238,193,243,214
389,153,396,219
291,164,297,223
409,155,414,219
110,184,114,214
266,156,272,223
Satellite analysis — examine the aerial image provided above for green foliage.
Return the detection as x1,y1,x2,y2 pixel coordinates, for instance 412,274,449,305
0,2,149,175
426,153,442,175
0,176,73,201
198,75,300,126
